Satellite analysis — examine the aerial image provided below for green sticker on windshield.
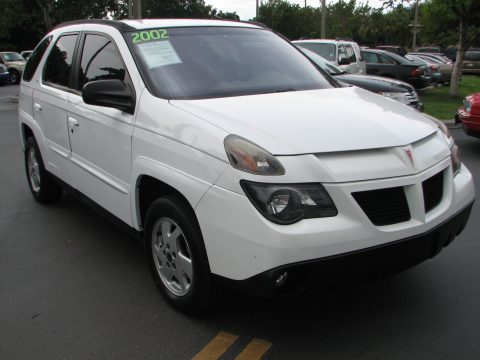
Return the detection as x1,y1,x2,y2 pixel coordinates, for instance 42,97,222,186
131,29,169,44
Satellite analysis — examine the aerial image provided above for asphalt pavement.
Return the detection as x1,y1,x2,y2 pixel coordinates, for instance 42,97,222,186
1,84,479,360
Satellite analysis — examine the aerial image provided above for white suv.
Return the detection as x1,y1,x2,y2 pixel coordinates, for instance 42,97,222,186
19,19,474,313
293,39,366,74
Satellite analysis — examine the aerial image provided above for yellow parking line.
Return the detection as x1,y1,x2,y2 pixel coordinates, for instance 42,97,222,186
235,338,273,360
192,331,239,360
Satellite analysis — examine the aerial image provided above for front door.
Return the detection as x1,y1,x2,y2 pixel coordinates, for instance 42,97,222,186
66,33,135,225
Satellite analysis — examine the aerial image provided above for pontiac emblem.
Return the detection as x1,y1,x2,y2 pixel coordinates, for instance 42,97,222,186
404,147,414,166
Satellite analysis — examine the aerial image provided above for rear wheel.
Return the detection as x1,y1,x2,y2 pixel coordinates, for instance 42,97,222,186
24,137,63,203
144,195,227,314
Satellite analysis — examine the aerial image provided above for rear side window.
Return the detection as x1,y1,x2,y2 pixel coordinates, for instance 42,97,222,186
78,34,126,90
43,34,78,88
23,36,52,81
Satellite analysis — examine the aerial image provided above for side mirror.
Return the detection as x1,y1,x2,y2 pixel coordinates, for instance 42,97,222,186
338,57,351,65
82,79,135,115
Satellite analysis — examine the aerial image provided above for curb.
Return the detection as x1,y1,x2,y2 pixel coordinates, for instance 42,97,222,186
9,96,18,103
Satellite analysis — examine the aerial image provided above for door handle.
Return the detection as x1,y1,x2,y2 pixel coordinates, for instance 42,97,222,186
33,103,42,112
68,117,79,127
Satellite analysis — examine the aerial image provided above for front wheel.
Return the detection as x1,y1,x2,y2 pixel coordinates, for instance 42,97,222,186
9,69,20,84
144,195,227,314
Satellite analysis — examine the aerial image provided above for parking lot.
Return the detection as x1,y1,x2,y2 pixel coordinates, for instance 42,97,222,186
1,83,479,359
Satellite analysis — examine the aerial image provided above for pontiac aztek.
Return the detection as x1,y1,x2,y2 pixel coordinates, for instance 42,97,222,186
18,19,475,313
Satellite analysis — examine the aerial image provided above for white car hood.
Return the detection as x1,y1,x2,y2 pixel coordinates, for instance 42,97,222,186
170,87,437,155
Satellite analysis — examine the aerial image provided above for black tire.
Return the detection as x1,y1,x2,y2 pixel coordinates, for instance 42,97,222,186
9,69,20,84
144,194,228,314
24,137,63,203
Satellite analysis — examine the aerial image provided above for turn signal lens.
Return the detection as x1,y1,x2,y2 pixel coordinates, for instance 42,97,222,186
451,144,461,176
224,135,285,175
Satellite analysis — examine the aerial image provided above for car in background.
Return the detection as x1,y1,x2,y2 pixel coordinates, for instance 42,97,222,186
409,52,453,64
405,54,441,85
0,51,26,84
299,48,423,111
361,49,431,89
462,51,480,75
456,93,480,138
417,46,442,54
20,50,33,60
411,54,453,83
0,64,9,85
376,45,407,56
293,39,366,74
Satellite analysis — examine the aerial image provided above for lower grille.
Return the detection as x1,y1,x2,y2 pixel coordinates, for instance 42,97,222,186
423,171,444,213
352,187,411,226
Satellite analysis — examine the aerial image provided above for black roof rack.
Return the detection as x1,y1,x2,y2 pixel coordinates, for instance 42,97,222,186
53,19,134,32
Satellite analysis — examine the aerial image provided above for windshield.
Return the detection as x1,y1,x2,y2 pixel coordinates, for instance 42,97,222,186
126,27,334,99
298,47,343,75
1,52,24,61
294,42,336,62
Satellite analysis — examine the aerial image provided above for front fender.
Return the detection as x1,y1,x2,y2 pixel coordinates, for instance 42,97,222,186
130,128,229,230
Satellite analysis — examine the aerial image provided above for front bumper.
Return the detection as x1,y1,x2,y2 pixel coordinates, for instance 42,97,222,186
457,109,480,138
215,202,473,297
196,156,474,284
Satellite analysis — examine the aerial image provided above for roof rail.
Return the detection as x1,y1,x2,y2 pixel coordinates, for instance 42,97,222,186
52,19,134,32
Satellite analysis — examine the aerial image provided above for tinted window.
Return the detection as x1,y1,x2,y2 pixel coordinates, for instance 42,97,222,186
23,36,52,81
79,34,126,90
295,42,336,62
43,34,78,88
363,52,379,63
382,52,410,64
379,54,395,64
127,27,334,100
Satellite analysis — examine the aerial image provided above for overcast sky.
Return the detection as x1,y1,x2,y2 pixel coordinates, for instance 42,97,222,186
207,0,387,20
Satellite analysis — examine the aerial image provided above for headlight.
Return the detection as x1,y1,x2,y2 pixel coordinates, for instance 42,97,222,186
464,99,472,113
224,135,285,175
451,143,461,176
241,181,337,225
378,92,409,105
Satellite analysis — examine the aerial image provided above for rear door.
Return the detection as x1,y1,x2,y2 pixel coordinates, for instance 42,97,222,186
32,33,79,184
65,32,135,225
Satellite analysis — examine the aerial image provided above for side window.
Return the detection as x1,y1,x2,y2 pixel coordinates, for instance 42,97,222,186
78,34,126,90
23,36,52,81
338,45,347,61
43,34,78,88
0,56,4,64
363,52,378,64
379,54,395,64
346,45,356,63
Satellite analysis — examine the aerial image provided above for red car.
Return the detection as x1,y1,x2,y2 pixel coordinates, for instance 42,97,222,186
456,93,480,138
